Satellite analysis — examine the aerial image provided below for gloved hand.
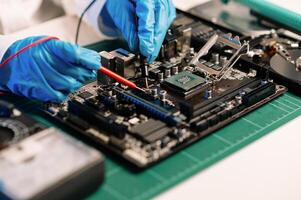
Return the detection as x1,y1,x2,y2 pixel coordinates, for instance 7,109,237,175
101,0,176,63
0,36,100,102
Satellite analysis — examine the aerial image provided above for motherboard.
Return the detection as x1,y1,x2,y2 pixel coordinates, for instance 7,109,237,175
43,12,301,168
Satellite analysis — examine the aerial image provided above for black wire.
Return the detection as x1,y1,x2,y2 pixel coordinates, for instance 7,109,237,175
75,0,97,44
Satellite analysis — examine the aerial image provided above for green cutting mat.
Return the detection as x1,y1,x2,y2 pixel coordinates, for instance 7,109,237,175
2,41,301,200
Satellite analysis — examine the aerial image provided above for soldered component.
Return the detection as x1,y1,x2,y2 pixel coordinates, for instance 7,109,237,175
164,71,206,92
212,53,220,64
110,48,136,78
159,90,167,101
158,72,164,82
171,66,179,75
98,48,137,84
78,91,94,100
204,89,213,100
165,69,171,78
129,119,171,143
149,68,161,80
220,56,228,67
151,88,158,97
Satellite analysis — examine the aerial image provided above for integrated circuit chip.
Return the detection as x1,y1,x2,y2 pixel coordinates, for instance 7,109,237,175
78,91,93,99
164,71,206,91
129,119,171,143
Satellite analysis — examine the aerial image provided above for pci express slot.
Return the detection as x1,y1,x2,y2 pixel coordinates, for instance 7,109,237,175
68,99,127,138
114,87,183,126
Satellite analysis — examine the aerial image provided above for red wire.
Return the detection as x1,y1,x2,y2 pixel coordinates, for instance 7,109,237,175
0,36,59,96
99,67,138,90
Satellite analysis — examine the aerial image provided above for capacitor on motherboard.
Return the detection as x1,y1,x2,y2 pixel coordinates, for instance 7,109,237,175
235,95,242,104
159,90,167,101
165,69,171,78
212,53,220,65
220,56,227,67
151,88,158,98
204,89,213,99
171,66,179,75
158,72,164,82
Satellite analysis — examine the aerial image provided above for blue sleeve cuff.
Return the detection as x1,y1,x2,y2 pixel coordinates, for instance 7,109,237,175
0,35,20,62
98,2,121,38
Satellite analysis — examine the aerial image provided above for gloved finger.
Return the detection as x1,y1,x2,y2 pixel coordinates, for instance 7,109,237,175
34,49,83,92
44,52,97,83
148,0,176,63
62,66,97,83
105,0,139,52
23,83,66,103
46,73,82,93
134,0,156,60
9,80,66,103
49,40,101,70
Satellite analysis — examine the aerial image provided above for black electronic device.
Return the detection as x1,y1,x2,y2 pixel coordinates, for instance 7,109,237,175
0,101,104,200
44,10,296,168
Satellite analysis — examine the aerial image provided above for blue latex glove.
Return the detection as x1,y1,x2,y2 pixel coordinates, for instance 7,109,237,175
101,0,176,63
0,36,100,102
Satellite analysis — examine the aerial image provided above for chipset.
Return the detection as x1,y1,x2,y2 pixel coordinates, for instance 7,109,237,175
164,71,206,91
162,71,206,98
